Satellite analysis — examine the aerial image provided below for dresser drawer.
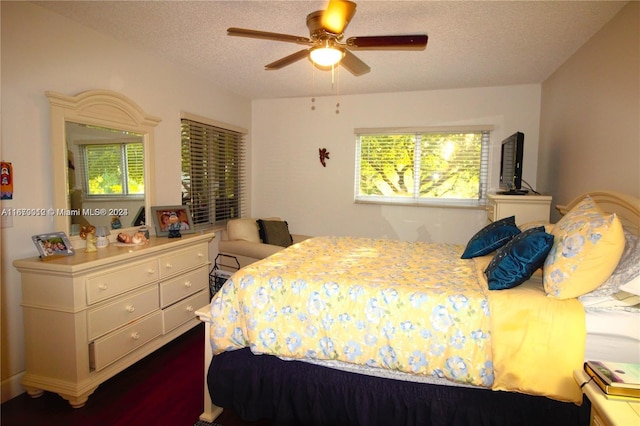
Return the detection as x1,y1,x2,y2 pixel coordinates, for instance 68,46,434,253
87,285,160,340
86,260,158,305
89,311,163,371
160,265,208,308
163,290,209,333
158,243,208,279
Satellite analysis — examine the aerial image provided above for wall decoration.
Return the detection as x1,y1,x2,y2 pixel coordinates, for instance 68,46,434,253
319,148,330,167
151,205,195,237
1,161,13,200
32,232,75,259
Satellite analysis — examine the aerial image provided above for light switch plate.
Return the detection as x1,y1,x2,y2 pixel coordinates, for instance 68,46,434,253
1,215,13,228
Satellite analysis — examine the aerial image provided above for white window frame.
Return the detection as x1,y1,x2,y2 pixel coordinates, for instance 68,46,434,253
81,142,145,198
354,126,493,208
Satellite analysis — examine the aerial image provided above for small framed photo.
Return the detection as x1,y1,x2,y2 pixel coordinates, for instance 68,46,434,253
151,205,195,237
32,232,75,258
132,205,146,227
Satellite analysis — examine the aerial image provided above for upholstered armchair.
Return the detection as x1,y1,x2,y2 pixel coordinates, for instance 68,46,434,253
217,217,311,269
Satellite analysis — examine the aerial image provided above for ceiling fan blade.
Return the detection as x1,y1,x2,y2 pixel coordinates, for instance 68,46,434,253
228,27,313,46
340,50,370,76
321,0,357,34
346,34,428,50
265,49,311,70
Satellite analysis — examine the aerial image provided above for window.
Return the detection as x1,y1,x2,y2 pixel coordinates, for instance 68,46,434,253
181,113,246,227
82,142,144,196
355,127,491,207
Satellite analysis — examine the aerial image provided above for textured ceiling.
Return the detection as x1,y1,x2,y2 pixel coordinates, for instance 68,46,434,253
35,1,626,100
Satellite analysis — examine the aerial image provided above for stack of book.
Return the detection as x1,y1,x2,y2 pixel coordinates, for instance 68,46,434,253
584,361,640,400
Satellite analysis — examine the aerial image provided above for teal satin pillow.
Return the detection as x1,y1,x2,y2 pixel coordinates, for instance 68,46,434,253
485,226,554,290
461,216,520,259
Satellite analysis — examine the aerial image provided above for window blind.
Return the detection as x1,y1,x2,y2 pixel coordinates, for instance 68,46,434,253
355,129,490,207
181,117,246,227
81,142,145,196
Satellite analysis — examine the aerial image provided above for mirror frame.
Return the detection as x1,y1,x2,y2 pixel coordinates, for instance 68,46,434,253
47,89,161,238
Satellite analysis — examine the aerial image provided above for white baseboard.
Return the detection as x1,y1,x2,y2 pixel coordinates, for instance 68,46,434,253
1,371,25,403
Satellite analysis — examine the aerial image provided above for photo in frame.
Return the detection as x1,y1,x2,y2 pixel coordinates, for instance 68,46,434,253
132,205,146,227
151,205,195,237
32,232,75,258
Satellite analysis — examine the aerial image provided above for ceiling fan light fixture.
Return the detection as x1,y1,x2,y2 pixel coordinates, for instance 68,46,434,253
310,45,344,67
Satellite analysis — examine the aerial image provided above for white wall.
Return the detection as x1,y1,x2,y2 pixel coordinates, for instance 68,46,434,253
539,1,640,217
252,85,542,244
0,2,251,401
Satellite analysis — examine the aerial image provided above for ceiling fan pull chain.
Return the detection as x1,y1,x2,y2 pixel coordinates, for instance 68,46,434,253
331,63,335,87
311,65,316,111
335,66,340,114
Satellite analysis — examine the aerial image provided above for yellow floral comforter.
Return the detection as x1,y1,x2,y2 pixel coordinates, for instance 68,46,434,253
209,236,585,401
210,236,494,386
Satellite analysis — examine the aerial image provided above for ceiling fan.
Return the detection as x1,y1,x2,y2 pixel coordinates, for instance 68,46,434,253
227,0,428,76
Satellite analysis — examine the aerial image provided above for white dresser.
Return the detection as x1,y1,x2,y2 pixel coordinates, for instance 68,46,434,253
486,193,552,224
14,232,214,408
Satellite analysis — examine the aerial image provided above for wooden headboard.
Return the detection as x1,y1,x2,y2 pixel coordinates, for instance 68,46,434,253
556,190,640,236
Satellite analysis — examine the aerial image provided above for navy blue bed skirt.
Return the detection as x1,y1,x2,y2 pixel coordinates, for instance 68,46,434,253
207,348,590,426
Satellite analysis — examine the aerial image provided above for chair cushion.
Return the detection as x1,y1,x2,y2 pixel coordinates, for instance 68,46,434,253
227,218,261,243
218,240,284,260
257,219,293,247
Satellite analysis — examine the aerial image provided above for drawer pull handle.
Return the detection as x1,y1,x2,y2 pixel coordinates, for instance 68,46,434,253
126,305,135,313
148,269,156,274
131,332,140,340
184,280,192,288
186,305,194,312
198,252,204,258
98,284,108,291
165,263,173,269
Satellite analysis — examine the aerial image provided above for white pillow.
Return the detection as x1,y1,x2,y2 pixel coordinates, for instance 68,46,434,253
582,230,640,298
620,275,640,296
226,218,261,243
578,231,640,311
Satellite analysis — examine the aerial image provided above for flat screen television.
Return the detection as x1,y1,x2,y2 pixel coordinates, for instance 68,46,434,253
498,131,527,194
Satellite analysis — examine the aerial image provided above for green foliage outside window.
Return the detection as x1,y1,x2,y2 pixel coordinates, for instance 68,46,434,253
357,131,488,205
85,143,144,196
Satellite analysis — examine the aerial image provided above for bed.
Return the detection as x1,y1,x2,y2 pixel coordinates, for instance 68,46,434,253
197,190,640,425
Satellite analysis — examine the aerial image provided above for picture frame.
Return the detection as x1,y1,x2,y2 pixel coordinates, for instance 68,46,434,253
132,205,146,227
32,232,75,259
151,205,195,237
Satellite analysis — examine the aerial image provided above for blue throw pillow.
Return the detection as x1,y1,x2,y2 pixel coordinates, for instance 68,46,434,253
485,226,554,290
461,216,520,259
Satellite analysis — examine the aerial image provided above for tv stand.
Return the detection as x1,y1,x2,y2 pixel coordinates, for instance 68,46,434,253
497,189,529,195
487,193,552,224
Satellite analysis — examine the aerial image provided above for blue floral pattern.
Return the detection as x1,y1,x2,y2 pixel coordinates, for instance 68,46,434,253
210,236,494,386
544,196,625,299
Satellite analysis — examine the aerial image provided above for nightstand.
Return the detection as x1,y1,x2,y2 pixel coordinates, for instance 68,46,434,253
574,369,640,426
486,193,552,224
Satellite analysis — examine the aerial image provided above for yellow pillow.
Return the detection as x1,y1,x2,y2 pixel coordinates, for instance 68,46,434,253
543,196,624,299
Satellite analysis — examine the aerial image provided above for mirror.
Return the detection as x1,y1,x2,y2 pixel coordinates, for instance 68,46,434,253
65,122,145,234
47,90,161,239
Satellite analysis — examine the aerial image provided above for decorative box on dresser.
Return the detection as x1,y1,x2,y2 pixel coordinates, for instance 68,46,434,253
486,193,552,224
13,232,214,408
